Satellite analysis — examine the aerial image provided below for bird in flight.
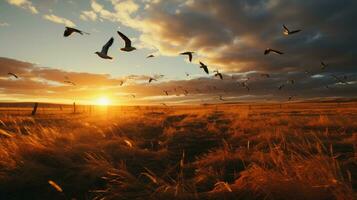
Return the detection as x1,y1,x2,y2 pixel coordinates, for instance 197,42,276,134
64,80,76,86
219,95,224,101
264,48,284,55
117,31,136,52
321,61,328,70
199,62,209,74
95,37,114,59
180,52,194,62
330,75,348,85
146,54,154,58
8,72,18,79
183,89,189,96
149,77,157,83
63,27,89,37
288,95,295,101
119,80,125,86
163,90,169,96
185,72,190,77
278,84,285,90
283,24,301,36
214,70,223,80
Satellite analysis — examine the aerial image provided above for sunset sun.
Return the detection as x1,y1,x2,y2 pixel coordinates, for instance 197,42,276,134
96,97,110,106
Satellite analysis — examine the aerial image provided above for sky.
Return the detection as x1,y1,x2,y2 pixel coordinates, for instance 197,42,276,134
0,0,356,105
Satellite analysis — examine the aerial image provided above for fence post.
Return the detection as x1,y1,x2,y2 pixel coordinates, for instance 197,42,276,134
73,102,76,114
31,102,38,116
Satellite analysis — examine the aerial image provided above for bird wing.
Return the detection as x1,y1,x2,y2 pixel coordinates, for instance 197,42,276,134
101,37,114,55
117,31,132,48
203,66,209,74
8,73,18,78
290,30,301,34
188,53,193,62
272,49,284,54
283,24,289,32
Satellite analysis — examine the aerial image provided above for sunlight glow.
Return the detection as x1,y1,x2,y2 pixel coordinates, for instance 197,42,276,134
96,97,111,106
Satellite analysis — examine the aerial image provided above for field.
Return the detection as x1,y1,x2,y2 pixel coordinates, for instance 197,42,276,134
0,102,356,200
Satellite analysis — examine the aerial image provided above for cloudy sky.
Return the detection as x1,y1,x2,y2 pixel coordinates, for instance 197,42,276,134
0,0,356,105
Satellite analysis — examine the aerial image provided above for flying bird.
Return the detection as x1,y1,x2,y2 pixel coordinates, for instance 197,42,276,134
149,77,157,83
264,48,284,55
185,72,190,77
64,80,76,86
321,61,328,70
219,95,224,101
117,31,136,52
63,27,89,37
183,89,189,96
288,95,295,101
95,37,114,59
214,70,223,80
146,54,155,58
119,80,125,86
8,72,18,79
180,52,194,62
199,62,209,74
283,24,301,35
278,84,285,90
163,90,169,96
330,75,348,85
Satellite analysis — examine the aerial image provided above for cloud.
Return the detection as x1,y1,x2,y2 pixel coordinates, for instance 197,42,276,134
6,0,38,14
80,10,97,21
0,22,10,27
43,14,76,27
1,57,356,104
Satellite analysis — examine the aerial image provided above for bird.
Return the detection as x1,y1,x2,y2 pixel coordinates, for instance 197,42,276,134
260,73,270,78
63,27,89,37
183,89,189,96
161,103,168,106
278,84,285,90
199,62,209,74
219,95,224,101
240,82,250,91
180,52,194,62
321,61,328,70
214,70,223,80
331,75,348,85
163,90,169,96
146,54,154,58
119,80,125,86
64,80,76,86
264,48,284,55
148,77,157,83
95,37,114,59
8,72,18,79
283,24,301,35
185,72,190,77
131,94,136,98
288,95,295,101
117,31,136,52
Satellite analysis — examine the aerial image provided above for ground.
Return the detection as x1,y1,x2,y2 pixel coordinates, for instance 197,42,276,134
0,101,356,200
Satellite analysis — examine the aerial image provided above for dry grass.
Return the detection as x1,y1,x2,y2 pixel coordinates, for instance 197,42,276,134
0,102,356,200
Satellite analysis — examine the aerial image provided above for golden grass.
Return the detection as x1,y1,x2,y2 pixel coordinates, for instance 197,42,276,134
0,102,356,199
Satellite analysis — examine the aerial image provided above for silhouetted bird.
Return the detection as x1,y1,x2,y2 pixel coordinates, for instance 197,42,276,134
95,37,114,59
283,24,301,35
199,62,209,74
164,90,169,96
119,80,124,86
180,52,194,62
63,27,89,37
8,72,18,79
278,84,285,90
64,80,76,86
149,77,157,83
264,48,284,55
214,70,223,80
117,31,136,52
146,55,154,58
185,72,190,77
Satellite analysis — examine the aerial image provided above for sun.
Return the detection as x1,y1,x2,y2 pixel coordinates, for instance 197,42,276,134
96,97,111,106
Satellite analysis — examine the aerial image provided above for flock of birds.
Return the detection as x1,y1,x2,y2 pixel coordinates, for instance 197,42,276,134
5,24,352,103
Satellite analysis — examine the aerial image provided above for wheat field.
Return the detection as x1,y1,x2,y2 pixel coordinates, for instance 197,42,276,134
0,101,356,200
